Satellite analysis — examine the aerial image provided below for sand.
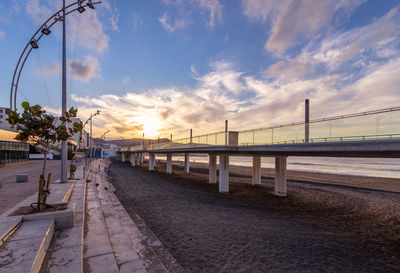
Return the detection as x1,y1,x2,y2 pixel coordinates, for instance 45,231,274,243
109,161,400,272
167,159,400,193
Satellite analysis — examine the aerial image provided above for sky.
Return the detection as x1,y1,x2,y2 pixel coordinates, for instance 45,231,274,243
0,0,399,140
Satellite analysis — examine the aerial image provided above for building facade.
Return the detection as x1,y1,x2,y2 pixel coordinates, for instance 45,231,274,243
0,107,16,131
0,129,29,163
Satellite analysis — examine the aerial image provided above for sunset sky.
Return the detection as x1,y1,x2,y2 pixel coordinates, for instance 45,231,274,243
0,0,399,139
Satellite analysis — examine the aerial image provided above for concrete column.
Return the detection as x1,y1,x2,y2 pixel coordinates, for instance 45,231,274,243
219,155,229,193
209,154,217,183
130,153,136,167
135,153,141,166
166,154,172,174
184,153,190,173
141,153,144,164
275,156,287,196
121,153,126,162
305,99,310,142
149,153,155,171
252,156,261,185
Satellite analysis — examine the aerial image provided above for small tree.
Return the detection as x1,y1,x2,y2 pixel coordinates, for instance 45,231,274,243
7,102,83,212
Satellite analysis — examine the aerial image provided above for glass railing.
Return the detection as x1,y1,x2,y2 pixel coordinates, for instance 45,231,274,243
123,107,400,151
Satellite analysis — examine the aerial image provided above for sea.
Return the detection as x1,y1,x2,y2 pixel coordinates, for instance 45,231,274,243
155,155,400,179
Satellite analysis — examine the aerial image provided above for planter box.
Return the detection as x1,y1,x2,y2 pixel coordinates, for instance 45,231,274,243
20,202,76,230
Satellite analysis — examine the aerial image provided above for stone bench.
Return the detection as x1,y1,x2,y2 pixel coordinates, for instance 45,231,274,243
16,174,28,183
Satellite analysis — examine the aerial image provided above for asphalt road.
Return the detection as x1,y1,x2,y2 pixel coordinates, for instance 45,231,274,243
0,160,77,215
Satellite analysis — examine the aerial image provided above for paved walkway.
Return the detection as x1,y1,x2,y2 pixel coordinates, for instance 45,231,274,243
0,160,82,214
0,159,180,273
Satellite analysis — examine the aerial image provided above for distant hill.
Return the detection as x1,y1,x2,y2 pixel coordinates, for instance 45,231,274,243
92,137,170,147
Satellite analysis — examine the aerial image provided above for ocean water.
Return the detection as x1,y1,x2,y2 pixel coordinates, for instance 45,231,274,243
155,155,400,179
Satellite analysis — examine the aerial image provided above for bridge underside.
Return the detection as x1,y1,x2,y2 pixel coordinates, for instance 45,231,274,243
118,139,400,197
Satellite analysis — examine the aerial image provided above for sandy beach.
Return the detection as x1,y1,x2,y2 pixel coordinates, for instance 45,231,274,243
164,159,400,193
109,161,400,272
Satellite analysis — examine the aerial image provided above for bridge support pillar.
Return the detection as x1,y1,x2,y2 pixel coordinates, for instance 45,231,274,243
209,154,217,183
166,154,172,174
121,153,126,163
252,156,261,185
141,154,144,164
135,153,141,166
184,153,190,173
275,156,287,196
219,155,229,193
149,153,155,171
130,153,136,167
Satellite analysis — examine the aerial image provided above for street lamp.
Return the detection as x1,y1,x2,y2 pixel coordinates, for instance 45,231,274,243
101,129,110,140
83,110,100,163
9,0,102,183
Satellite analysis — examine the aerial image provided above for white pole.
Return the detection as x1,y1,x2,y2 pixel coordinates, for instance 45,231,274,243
90,117,92,162
61,0,68,183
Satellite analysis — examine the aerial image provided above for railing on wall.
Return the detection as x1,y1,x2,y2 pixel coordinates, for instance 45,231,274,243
121,107,400,152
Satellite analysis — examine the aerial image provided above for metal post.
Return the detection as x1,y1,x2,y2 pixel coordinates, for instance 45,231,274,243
60,0,68,183
225,120,228,146
89,118,92,162
305,99,310,143
190,129,192,144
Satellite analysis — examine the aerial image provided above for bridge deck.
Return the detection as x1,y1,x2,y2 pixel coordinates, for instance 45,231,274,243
124,139,400,158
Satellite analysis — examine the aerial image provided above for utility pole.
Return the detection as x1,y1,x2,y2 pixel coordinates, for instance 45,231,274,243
225,120,228,146
305,99,310,142
89,117,92,162
60,0,68,183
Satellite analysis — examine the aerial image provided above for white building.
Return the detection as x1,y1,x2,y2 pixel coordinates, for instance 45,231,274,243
0,107,16,131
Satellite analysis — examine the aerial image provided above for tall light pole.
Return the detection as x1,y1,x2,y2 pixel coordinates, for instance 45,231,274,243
8,0,102,182
60,0,68,183
83,110,100,164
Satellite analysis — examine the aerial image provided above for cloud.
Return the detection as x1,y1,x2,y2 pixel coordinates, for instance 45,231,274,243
67,54,400,140
198,0,223,27
123,76,130,84
160,0,222,29
25,0,52,25
109,8,120,32
131,12,143,31
0,31,4,39
35,61,61,76
243,0,364,55
265,7,400,80
70,55,101,82
158,13,187,32
35,55,100,82
313,7,400,68
68,10,109,53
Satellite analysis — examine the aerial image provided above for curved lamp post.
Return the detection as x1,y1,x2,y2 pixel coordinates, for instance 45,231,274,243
10,0,101,182
9,0,101,111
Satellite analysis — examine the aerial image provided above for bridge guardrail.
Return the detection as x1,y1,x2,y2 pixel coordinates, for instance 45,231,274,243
122,107,400,152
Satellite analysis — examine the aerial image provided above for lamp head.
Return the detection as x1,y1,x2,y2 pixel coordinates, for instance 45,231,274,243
77,5,85,13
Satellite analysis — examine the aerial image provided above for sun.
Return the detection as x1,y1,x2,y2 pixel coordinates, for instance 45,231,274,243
137,115,162,138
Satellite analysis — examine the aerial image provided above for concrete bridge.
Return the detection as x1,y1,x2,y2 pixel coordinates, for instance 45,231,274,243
116,104,400,196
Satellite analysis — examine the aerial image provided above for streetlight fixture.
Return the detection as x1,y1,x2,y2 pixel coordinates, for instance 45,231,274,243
87,0,95,9
77,5,86,13
41,28,51,35
30,39,39,49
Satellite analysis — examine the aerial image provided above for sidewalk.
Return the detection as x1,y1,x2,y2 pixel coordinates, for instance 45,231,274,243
0,159,184,273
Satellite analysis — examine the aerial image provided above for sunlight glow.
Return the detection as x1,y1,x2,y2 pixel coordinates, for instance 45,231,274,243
136,115,163,138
